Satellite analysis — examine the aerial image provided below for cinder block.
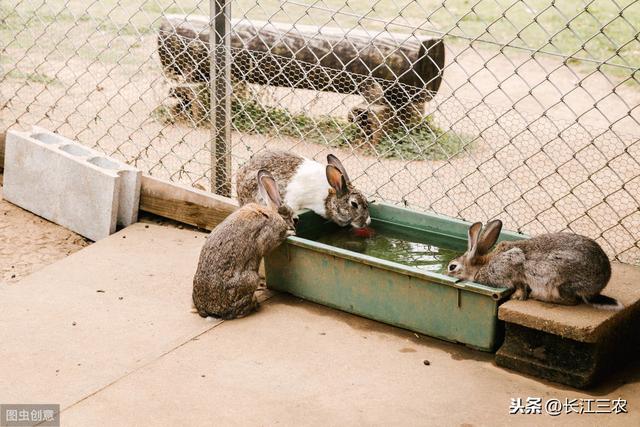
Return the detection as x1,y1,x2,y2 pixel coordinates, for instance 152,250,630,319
3,127,141,241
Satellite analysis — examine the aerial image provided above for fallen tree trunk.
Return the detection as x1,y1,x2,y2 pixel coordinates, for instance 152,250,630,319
157,15,445,111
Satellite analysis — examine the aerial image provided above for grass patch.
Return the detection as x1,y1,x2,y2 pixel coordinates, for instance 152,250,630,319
5,69,61,86
155,92,469,161
371,120,470,160
231,99,468,160
233,0,640,75
4,0,638,80
97,22,154,36
151,104,176,124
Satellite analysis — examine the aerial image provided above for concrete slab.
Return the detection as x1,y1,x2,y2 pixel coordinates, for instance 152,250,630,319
1,220,638,425
61,294,640,426
0,223,218,408
498,263,640,342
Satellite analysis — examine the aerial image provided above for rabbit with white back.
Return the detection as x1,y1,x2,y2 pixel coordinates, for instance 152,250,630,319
236,150,370,228
446,220,621,310
192,170,297,319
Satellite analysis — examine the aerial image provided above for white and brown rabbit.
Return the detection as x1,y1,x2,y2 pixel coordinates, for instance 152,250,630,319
236,150,371,228
192,170,297,319
446,220,622,310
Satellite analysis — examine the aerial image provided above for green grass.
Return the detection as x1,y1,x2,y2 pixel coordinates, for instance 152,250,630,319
155,92,468,161
230,95,468,160
5,69,61,86
232,0,640,72
2,0,639,73
371,120,469,160
0,0,640,77
97,22,154,37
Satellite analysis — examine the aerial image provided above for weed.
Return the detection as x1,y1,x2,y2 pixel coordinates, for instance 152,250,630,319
5,69,61,86
155,88,469,161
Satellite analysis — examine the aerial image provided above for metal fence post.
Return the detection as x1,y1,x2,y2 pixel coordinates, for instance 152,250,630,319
209,0,232,196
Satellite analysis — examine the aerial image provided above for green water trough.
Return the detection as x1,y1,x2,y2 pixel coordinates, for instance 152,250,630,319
265,202,525,351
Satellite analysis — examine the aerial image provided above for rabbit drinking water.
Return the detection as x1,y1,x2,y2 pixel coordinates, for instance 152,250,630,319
236,150,371,228
192,170,297,319
446,220,621,309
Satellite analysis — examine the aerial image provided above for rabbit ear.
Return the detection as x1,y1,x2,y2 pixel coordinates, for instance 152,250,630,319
467,222,483,257
257,170,282,210
327,154,351,184
476,219,503,255
326,164,348,196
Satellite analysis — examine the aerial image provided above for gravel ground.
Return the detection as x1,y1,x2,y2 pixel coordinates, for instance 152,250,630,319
0,183,90,284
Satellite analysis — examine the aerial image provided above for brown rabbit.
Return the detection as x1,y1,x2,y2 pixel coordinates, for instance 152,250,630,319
446,220,621,309
192,170,297,319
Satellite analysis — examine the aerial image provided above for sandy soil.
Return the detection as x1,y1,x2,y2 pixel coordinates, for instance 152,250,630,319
1,20,638,263
0,184,90,284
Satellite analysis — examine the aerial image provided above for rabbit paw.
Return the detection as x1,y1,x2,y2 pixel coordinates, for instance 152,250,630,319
511,288,528,301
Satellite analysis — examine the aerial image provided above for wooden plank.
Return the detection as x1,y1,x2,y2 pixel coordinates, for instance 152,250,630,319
139,175,238,231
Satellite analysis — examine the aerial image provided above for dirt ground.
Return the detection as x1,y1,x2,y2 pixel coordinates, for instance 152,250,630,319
1,18,639,264
0,183,89,284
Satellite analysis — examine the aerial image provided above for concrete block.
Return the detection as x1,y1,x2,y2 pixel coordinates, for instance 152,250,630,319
3,127,141,241
496,263,640,388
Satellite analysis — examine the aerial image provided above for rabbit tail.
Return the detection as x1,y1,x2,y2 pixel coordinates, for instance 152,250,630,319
582,294,623,311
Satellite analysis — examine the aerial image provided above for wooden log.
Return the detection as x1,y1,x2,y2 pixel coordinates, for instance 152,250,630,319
169,83,209,125
140,175,237,231
348,103,393,145
158,15,445,111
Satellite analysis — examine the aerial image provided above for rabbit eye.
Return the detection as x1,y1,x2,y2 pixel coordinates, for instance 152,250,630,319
351,201,358,208
448,263,458,272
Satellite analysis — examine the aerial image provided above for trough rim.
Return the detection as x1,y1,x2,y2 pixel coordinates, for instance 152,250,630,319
284,202,518,301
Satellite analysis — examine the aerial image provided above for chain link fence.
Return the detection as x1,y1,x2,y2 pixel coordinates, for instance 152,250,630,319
2,1,639,264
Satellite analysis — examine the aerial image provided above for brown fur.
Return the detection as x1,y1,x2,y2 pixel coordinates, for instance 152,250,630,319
236,151,304,205
323,186,370,228
236,150,371,228
447,222,615,307
192,172,296,319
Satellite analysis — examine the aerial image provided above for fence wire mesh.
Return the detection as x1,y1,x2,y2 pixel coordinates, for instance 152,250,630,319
1,0,639,264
